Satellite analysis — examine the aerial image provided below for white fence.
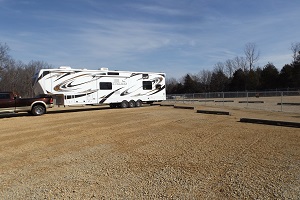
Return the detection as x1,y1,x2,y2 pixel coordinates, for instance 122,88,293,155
166,91,300,113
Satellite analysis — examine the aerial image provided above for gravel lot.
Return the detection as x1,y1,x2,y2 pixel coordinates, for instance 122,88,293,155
0,104,299,199
167,96,300,113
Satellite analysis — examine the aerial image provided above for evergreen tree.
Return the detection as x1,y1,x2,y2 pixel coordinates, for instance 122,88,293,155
230,69,246,91
210,70,229,92
182,74,198,93
260,63,279,89
279,64,293,88
247,69,260,90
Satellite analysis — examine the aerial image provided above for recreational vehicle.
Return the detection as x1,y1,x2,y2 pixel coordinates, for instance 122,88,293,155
32,66,166,108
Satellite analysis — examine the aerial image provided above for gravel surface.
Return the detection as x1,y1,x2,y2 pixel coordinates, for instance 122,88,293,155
0,104,299,199
167,96,300,113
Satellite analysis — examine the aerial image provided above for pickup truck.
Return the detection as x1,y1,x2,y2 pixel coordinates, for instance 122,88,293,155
0,92,53,116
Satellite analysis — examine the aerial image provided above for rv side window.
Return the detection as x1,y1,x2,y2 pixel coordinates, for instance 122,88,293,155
143,81,152,90
100,82,112,90
42,71,50,77
107,72,119,75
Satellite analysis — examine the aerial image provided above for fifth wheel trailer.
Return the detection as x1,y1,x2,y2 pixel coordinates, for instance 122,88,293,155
32,66,166,108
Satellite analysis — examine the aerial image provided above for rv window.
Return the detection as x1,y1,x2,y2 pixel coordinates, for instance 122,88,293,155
107,72,119,75
94,73,106,76
100,82,112,90
42,71,50,77
142,74,149,79
143,81,152,90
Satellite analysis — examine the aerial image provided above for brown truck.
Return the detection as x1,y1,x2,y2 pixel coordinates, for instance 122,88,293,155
0,92,53,116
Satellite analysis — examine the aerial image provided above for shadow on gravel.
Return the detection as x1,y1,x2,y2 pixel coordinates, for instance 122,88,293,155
47,106,111,115
47,104,151,115
0,113,29,119
0,106,111,119
0,105,152,119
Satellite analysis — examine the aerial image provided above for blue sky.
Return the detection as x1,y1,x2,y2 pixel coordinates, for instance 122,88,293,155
0,0,299,79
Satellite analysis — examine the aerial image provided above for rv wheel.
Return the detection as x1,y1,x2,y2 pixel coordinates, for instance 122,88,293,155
128,100,135,108
120,100,129,108
135,100,142,107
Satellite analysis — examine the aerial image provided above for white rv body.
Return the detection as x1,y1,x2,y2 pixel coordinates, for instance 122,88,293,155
32,67,166,107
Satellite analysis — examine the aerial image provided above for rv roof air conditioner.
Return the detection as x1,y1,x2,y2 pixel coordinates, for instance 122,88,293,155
100,67,109,71
59,66,71,69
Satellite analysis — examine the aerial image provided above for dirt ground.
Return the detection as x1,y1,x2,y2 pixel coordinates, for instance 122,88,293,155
0,104,299,199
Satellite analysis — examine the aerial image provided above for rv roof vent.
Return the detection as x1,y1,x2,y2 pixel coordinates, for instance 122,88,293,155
59,66,71,69
100,67,109,71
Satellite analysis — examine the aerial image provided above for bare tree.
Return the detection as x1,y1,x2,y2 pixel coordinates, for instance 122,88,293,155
0,43,10,72
232,56,248,72
224,59,234,78
214,62,225,74
290,42,300,62
197,70,209,84
0,43,52,96
0,58,18,92
244,42,260,71
166,77,178,94
24,61,52,97
197,69,212,92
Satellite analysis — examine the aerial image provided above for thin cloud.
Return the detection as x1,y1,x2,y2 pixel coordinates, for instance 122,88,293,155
0,0,299,78
129,4,189,16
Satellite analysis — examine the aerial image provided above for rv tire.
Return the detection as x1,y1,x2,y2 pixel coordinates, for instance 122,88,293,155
120,100,129,108
128,100,135,108
136,100,142,107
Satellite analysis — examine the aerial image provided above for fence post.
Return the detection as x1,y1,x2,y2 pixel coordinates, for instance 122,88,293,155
281,91,283,112
223,92,225,106
193,93,195,104
247,92,249,107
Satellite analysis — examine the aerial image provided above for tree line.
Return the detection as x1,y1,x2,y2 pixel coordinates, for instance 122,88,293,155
1,42,300,97
167,42,300,94
0,43,52,97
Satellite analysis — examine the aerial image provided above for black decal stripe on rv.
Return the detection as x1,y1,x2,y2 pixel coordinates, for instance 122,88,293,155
54,74,99,91
99,88,123,104
67,78,97,88
130,73,141,77
55,72,72,81
75,91,96,98
120,86,136,96
149,85,165,95
65,92,96,99
68,74,99,84
56,73,90,83
37,71,50,82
